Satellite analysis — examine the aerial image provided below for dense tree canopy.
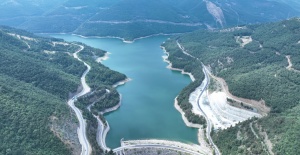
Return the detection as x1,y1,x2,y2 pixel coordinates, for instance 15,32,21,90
0,26,124,155
163,18,300,154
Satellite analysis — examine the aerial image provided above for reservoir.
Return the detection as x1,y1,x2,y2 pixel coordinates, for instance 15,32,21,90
49,34,198,148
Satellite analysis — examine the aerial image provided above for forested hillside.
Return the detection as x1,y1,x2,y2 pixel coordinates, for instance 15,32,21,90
1,0,300,40
74,42,126,155
0,26,83,155
163,18,300,154
0,26,125,155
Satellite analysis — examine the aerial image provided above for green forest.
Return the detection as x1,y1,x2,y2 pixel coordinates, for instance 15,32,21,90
74,42,126,155
0,26,124,155
0,27,82,155
2,0,299,41
163,18,300,154
176,80,206,125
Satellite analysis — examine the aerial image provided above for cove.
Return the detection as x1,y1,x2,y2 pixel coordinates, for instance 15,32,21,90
49,34,198,148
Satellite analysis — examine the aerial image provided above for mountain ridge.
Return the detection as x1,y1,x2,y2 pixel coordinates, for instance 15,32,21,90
1,0,300,40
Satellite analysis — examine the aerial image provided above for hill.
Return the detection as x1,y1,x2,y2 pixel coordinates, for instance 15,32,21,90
1,0,300,40
162,18,300,154
0,26,125,155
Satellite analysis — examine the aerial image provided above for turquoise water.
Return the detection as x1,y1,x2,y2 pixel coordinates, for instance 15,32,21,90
49,34,198,148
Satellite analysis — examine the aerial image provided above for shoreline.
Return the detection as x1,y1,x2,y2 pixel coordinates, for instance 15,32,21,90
96,80,129,151
72,33,183,44
95,115,110,151
112,78,131,88
71,36,206,152
39,32,184,44
162,45,212,153
101,94,123,114
94,52,127,114
96,52,110,63
174,97,202,129
174,97,212,154
93,51,131,151
161,46,195,82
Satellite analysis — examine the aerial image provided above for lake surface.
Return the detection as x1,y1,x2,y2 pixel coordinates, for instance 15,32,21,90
49,34,198,148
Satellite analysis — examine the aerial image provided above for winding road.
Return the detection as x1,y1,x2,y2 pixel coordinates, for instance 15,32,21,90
67,44,92,155
176,40,198,59
197,64,221,155
175,41,220,154
286,55,300,73
95,116,110,151
67,42,218,155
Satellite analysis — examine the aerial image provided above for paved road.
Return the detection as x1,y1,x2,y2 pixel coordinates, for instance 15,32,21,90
67,44,92,155
113,144,204,155
94,115,110,151
175,41,220,154
196,64,221,155
67,44,219,155
176,40,198,59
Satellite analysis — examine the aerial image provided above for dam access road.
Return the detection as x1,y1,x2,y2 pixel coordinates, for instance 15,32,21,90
68,44,92,155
